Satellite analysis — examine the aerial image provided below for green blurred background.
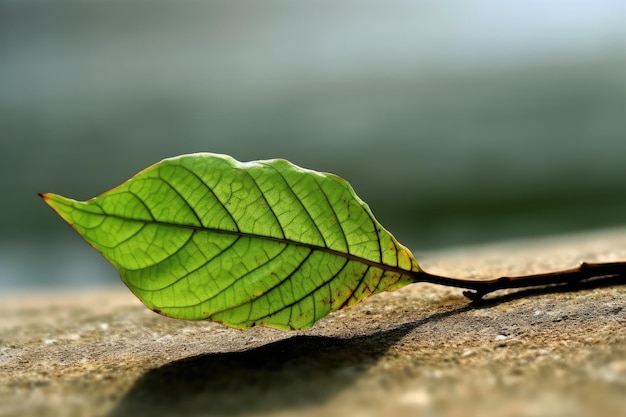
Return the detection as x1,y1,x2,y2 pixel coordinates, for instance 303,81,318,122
1,0,625,292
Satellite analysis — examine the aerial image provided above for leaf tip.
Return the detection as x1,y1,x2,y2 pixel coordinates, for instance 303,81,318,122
39,192,63,208
39,192,82,227
39,192,55,207
39,192,64,201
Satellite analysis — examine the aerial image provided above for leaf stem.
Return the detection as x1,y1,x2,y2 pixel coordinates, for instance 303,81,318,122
416,261,626,301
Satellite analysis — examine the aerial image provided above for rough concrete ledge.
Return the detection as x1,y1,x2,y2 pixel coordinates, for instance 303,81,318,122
1,228,625,417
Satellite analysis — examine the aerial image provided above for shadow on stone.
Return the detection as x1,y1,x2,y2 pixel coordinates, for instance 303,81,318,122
109,274,625,417
109,307,469,417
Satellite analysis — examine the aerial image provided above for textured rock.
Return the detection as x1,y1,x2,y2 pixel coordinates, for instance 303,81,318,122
1,228,625,417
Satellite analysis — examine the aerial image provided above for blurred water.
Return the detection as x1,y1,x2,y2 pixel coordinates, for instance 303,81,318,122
1,0,624,291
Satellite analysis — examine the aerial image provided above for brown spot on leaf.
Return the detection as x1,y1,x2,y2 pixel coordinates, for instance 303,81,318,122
150,307,174,318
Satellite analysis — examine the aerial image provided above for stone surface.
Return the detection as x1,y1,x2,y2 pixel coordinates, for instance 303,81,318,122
1,228,625,417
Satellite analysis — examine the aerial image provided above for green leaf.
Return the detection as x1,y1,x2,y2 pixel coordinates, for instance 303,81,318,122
41,153,420,330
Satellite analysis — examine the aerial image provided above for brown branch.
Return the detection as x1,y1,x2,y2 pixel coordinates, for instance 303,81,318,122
415,261,626,301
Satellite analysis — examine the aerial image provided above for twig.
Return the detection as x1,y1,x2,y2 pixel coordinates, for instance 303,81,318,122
416,261,626,300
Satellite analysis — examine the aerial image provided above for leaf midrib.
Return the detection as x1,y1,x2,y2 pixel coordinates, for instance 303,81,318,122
84,207,417,279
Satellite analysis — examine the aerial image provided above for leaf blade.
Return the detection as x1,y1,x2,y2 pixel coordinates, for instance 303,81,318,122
42,153,420,330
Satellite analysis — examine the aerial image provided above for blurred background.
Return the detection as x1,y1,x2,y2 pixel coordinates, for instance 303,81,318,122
1,0,624,292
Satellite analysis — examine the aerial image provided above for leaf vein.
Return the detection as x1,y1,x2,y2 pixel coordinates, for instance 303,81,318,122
124,232,239,292
242,168,285,239
203,243,293,306
337,265,371,311
248,257,352,326
91,223,149,250
261,162,326,247
158,174,203,227
311,174,350,252
208,249,315,319
175,164,239,231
